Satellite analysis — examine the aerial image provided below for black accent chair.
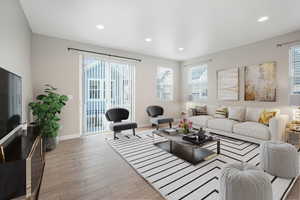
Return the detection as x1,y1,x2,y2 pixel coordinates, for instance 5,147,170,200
105,108,137,139
146,105,174,130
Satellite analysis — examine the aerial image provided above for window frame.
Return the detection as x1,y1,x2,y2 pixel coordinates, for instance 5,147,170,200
156,66,174,102
187,64,208,101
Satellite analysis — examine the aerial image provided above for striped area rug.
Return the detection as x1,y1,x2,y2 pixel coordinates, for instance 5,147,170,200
107,131,299,200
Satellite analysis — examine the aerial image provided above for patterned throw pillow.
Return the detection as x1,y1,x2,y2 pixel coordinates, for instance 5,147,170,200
258,110,277,126
190,105,207,116
215,106,228,118
195,105,207,115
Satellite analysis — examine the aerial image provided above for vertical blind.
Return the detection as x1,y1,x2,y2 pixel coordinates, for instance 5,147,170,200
83,56,135,133
290,46,300,94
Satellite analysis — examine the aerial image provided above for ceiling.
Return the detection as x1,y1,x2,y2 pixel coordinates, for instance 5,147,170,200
20,0,300,61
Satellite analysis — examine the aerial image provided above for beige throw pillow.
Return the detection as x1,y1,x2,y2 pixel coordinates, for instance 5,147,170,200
228,107,246,122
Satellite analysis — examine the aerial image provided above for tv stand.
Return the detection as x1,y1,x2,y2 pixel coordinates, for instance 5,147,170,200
0,124,44,200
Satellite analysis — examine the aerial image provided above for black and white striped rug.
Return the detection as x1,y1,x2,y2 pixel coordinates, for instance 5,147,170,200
107,131,299,200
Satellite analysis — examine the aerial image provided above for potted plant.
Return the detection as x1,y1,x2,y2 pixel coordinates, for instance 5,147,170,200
29,84,68,151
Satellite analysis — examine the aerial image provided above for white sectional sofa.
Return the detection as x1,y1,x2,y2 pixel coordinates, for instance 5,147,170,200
187,105,289,144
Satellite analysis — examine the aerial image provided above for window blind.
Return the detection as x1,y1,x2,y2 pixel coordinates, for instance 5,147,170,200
290,46,300,94
83,56,135,134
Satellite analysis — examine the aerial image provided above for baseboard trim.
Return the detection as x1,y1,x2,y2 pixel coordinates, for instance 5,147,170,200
59,134,80,141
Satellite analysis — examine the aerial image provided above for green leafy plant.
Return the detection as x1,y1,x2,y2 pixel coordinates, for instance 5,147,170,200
29,84,68,137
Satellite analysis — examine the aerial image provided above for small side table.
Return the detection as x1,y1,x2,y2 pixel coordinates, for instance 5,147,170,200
286,128,300,149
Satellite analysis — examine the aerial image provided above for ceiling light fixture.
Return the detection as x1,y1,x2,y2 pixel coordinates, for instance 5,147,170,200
257,16,269,22
178,47,184,51
145,38,152,42
96,24,105,30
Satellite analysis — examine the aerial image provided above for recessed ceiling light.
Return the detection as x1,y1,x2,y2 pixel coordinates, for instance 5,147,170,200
96,24,105,30
178,47,184,51
145,38,152,42
257,16,269,22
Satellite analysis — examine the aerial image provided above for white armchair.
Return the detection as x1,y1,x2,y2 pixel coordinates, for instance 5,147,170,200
269,115,289,141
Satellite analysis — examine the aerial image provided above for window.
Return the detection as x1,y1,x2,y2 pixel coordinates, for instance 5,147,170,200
188,64,208,100
290,46,300,94
83,57,135,133
156,67,173,101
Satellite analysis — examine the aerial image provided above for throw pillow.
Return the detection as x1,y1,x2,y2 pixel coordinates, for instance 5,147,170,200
258,110,277,126
228,107,246,121
195,105,207,115
215,106,228,118
245,107,264,122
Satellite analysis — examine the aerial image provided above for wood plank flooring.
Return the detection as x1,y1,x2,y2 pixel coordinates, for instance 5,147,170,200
39,129,300,200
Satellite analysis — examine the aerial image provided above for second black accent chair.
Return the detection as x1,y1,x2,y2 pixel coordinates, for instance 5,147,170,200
105,108,137,139
146,105,174,130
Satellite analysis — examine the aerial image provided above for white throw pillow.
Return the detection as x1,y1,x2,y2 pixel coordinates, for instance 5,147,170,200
207,105,218,116
228,107,246,122
245,107,264,122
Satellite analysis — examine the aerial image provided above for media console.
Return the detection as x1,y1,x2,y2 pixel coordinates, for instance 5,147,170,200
0,124,44,200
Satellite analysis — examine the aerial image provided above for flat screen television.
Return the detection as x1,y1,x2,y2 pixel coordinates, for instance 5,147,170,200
0,67,22,140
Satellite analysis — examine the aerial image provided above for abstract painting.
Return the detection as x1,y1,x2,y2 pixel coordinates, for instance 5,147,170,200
245,62,276,101
217,68,239,100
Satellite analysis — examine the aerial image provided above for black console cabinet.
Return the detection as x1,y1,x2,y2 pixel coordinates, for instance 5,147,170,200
0,125,45,200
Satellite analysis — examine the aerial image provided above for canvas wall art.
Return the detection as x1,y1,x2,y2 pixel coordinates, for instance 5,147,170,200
244,62,276,101
217,68,239,100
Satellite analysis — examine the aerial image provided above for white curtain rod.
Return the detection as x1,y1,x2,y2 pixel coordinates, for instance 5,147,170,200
276,40,300,47
68,47,142,62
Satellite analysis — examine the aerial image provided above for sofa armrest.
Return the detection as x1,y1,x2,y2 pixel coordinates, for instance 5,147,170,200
269,114,289,141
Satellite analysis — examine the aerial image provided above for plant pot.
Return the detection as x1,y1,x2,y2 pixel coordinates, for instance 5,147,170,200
43,136,59,152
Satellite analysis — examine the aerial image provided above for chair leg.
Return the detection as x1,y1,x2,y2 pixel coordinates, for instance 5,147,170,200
114,132,117,140
156,124,159,130
169,121,172,128
132,128,136,136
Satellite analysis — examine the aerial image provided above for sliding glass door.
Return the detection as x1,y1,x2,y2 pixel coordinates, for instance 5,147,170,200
82,56,135,134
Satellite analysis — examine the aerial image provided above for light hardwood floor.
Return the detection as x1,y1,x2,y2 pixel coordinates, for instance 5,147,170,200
39,129,300,200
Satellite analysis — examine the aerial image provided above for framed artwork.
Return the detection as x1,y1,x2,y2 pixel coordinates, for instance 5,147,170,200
244,62,276,101
217,68,239,100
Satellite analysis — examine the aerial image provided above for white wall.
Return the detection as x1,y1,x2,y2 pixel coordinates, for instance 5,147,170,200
31,34,181,138
0,0,33,121
181,30,300,118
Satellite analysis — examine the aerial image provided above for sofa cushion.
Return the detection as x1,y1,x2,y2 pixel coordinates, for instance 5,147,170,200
233,122,270,140
109,122,137,132
228,106,246,122
188,115,213,127
207,118,238,132
207,105,218,116
245,107,264,122
150,116,174,125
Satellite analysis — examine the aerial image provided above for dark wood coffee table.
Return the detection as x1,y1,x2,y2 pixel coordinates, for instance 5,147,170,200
152,129,220,165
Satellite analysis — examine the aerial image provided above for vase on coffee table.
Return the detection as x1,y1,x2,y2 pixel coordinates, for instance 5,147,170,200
178,118,192,134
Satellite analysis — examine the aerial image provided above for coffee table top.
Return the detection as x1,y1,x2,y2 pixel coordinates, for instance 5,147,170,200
152,128,219,148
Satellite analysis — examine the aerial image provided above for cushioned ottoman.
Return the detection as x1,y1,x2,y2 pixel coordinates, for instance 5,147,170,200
220,163,272,200
260,141,299,178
